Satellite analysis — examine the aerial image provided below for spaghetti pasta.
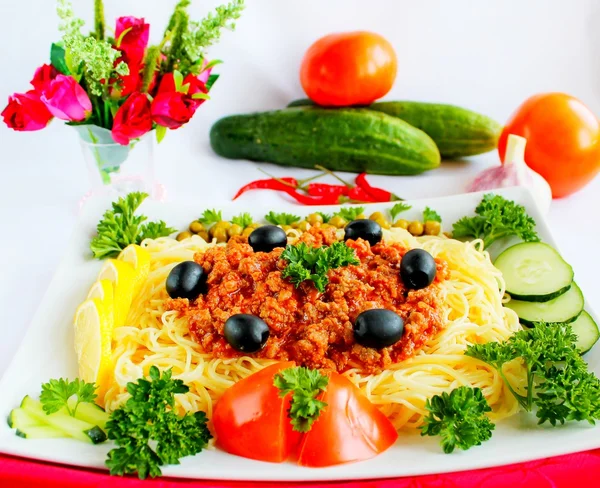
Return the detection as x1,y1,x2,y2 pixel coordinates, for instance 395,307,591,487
103,228,523,431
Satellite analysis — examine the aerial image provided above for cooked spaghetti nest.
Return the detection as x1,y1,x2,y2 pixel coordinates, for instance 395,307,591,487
103,227,523,431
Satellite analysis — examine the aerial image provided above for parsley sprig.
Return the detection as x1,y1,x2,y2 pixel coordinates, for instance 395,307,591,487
274,367,329,432
423,206,442,223
389,202,412,221
231,212,253,227
334,206,365,222
421,386,494,453
90,192,175,259
265,211,301,226
466,324,600,426
198,209,222,228
452,194,539,248
281,242,359,292
105,366,211,480
40,378,97,416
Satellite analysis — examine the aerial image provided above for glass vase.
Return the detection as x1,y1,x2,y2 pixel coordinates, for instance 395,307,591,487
75,125,164,201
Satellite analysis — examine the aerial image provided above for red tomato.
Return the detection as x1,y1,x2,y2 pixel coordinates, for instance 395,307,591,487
300,31,397,107
297,372,398,467
498,93,600,198
212,362,301,463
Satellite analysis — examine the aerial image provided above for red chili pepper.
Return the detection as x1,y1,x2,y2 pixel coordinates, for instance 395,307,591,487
347,185,379,202
355,173,401,202
306,183,350,197
233,177,298,200
281,186,341,205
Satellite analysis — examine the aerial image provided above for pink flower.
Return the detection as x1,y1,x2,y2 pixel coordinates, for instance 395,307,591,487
112,92,153,145
40,75,92,122
198,60,213,85
1,91,53,131
30,64,59,91
115,16,149,66
151,73,208,129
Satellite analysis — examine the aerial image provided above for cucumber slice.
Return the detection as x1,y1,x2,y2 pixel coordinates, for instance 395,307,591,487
495,242,573,302
20,396,107,444
16,425,64,439
505,282,584,326
7,408,43,429
68,398,109,430
571,311,600,354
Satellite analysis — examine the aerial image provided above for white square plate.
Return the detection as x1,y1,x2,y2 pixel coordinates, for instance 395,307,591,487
0,186,598,481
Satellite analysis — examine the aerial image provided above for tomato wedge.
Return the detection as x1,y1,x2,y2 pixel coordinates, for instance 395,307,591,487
297,372,398,467
212,361,301,462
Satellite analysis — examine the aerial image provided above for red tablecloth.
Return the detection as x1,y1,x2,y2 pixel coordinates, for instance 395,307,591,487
2,449,600,488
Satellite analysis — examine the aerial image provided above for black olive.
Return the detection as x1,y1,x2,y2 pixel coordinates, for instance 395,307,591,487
248,225,288,253
224,314,270,353
344,219,383,246
166,261,207,300
400,249,437,290
353,309,404,349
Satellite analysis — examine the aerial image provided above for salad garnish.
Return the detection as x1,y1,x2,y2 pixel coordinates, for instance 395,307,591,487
231,212,253,228
198,208,223,228
420,386,494,454
90,192,175,259
389,202,412,221
452,193,539,248
105,366,211,479
264,211,301,226
40,378,97,416
334,206,365,222
423,206,442,223
274,367,329,433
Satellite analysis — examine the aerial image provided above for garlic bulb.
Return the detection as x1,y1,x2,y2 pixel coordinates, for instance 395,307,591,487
467,134,552,213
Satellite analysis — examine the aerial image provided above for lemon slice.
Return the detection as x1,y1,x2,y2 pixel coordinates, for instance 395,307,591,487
87,279,115,329
117,244,150,297
74,299,113,399
98,259,136,328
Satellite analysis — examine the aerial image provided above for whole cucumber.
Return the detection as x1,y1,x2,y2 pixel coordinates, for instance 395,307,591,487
210,107,440,175
286,99,502,159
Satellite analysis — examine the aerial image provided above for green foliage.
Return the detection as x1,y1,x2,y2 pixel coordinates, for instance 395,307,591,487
105,366,211,479
94,0,105,40
334,206,365,222
198,209,223,227
90,192,176,259
281,241,359,292
389,202,411,221
466,324,600,426
452,194,539,248
316,212,332,223
423,206,441,223
40,378,97,416
420,387,494,454
274,367,329,433
264,211,300,226
231,212,253,227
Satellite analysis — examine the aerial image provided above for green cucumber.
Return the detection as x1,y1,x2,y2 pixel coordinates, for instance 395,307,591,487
286,99,502,158
495,242,573,302
8,408,43,429
68,397,109,429
20,396,107,444
210,107,441,175
505,283,584,326
16,425,64,439
571,311,600,354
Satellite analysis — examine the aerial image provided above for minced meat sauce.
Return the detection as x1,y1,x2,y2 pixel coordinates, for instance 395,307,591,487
166,226,449,374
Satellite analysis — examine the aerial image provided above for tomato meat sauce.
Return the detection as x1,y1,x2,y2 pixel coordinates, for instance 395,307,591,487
166,227,449,374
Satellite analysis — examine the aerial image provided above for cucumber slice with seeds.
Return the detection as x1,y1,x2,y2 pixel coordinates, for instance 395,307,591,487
571,311,600,354
505,282,584,326
495,242,573,302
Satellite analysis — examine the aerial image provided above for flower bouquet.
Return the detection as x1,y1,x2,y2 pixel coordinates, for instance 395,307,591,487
2,0,244,196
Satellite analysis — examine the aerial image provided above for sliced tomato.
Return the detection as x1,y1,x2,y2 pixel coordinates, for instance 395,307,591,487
297,372,398,467
212,361,301,462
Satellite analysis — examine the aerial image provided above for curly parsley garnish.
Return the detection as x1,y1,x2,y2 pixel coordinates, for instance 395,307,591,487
281,242,359,292
265,211,301,226
105,366,211,480
40,378,97,416
466,324,600,426
452,194,539,248
274,367,329,433
420,386,494,453
90,192,175,259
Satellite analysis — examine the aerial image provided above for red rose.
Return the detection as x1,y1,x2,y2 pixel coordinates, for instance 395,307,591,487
2,91,53,131
30,64,59,91
111,51,143,98
151,73,208,129
157,73,208,105
115,16,149,66
111,92,152,145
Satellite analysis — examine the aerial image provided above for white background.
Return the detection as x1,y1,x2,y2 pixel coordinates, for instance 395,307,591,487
1,0,600,376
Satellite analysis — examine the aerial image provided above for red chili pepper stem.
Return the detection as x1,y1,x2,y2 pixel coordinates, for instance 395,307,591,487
314,165,353,188
257,168,327,190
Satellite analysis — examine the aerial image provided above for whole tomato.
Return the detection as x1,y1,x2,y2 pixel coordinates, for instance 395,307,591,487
300,31,397,107
498,93,600,198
